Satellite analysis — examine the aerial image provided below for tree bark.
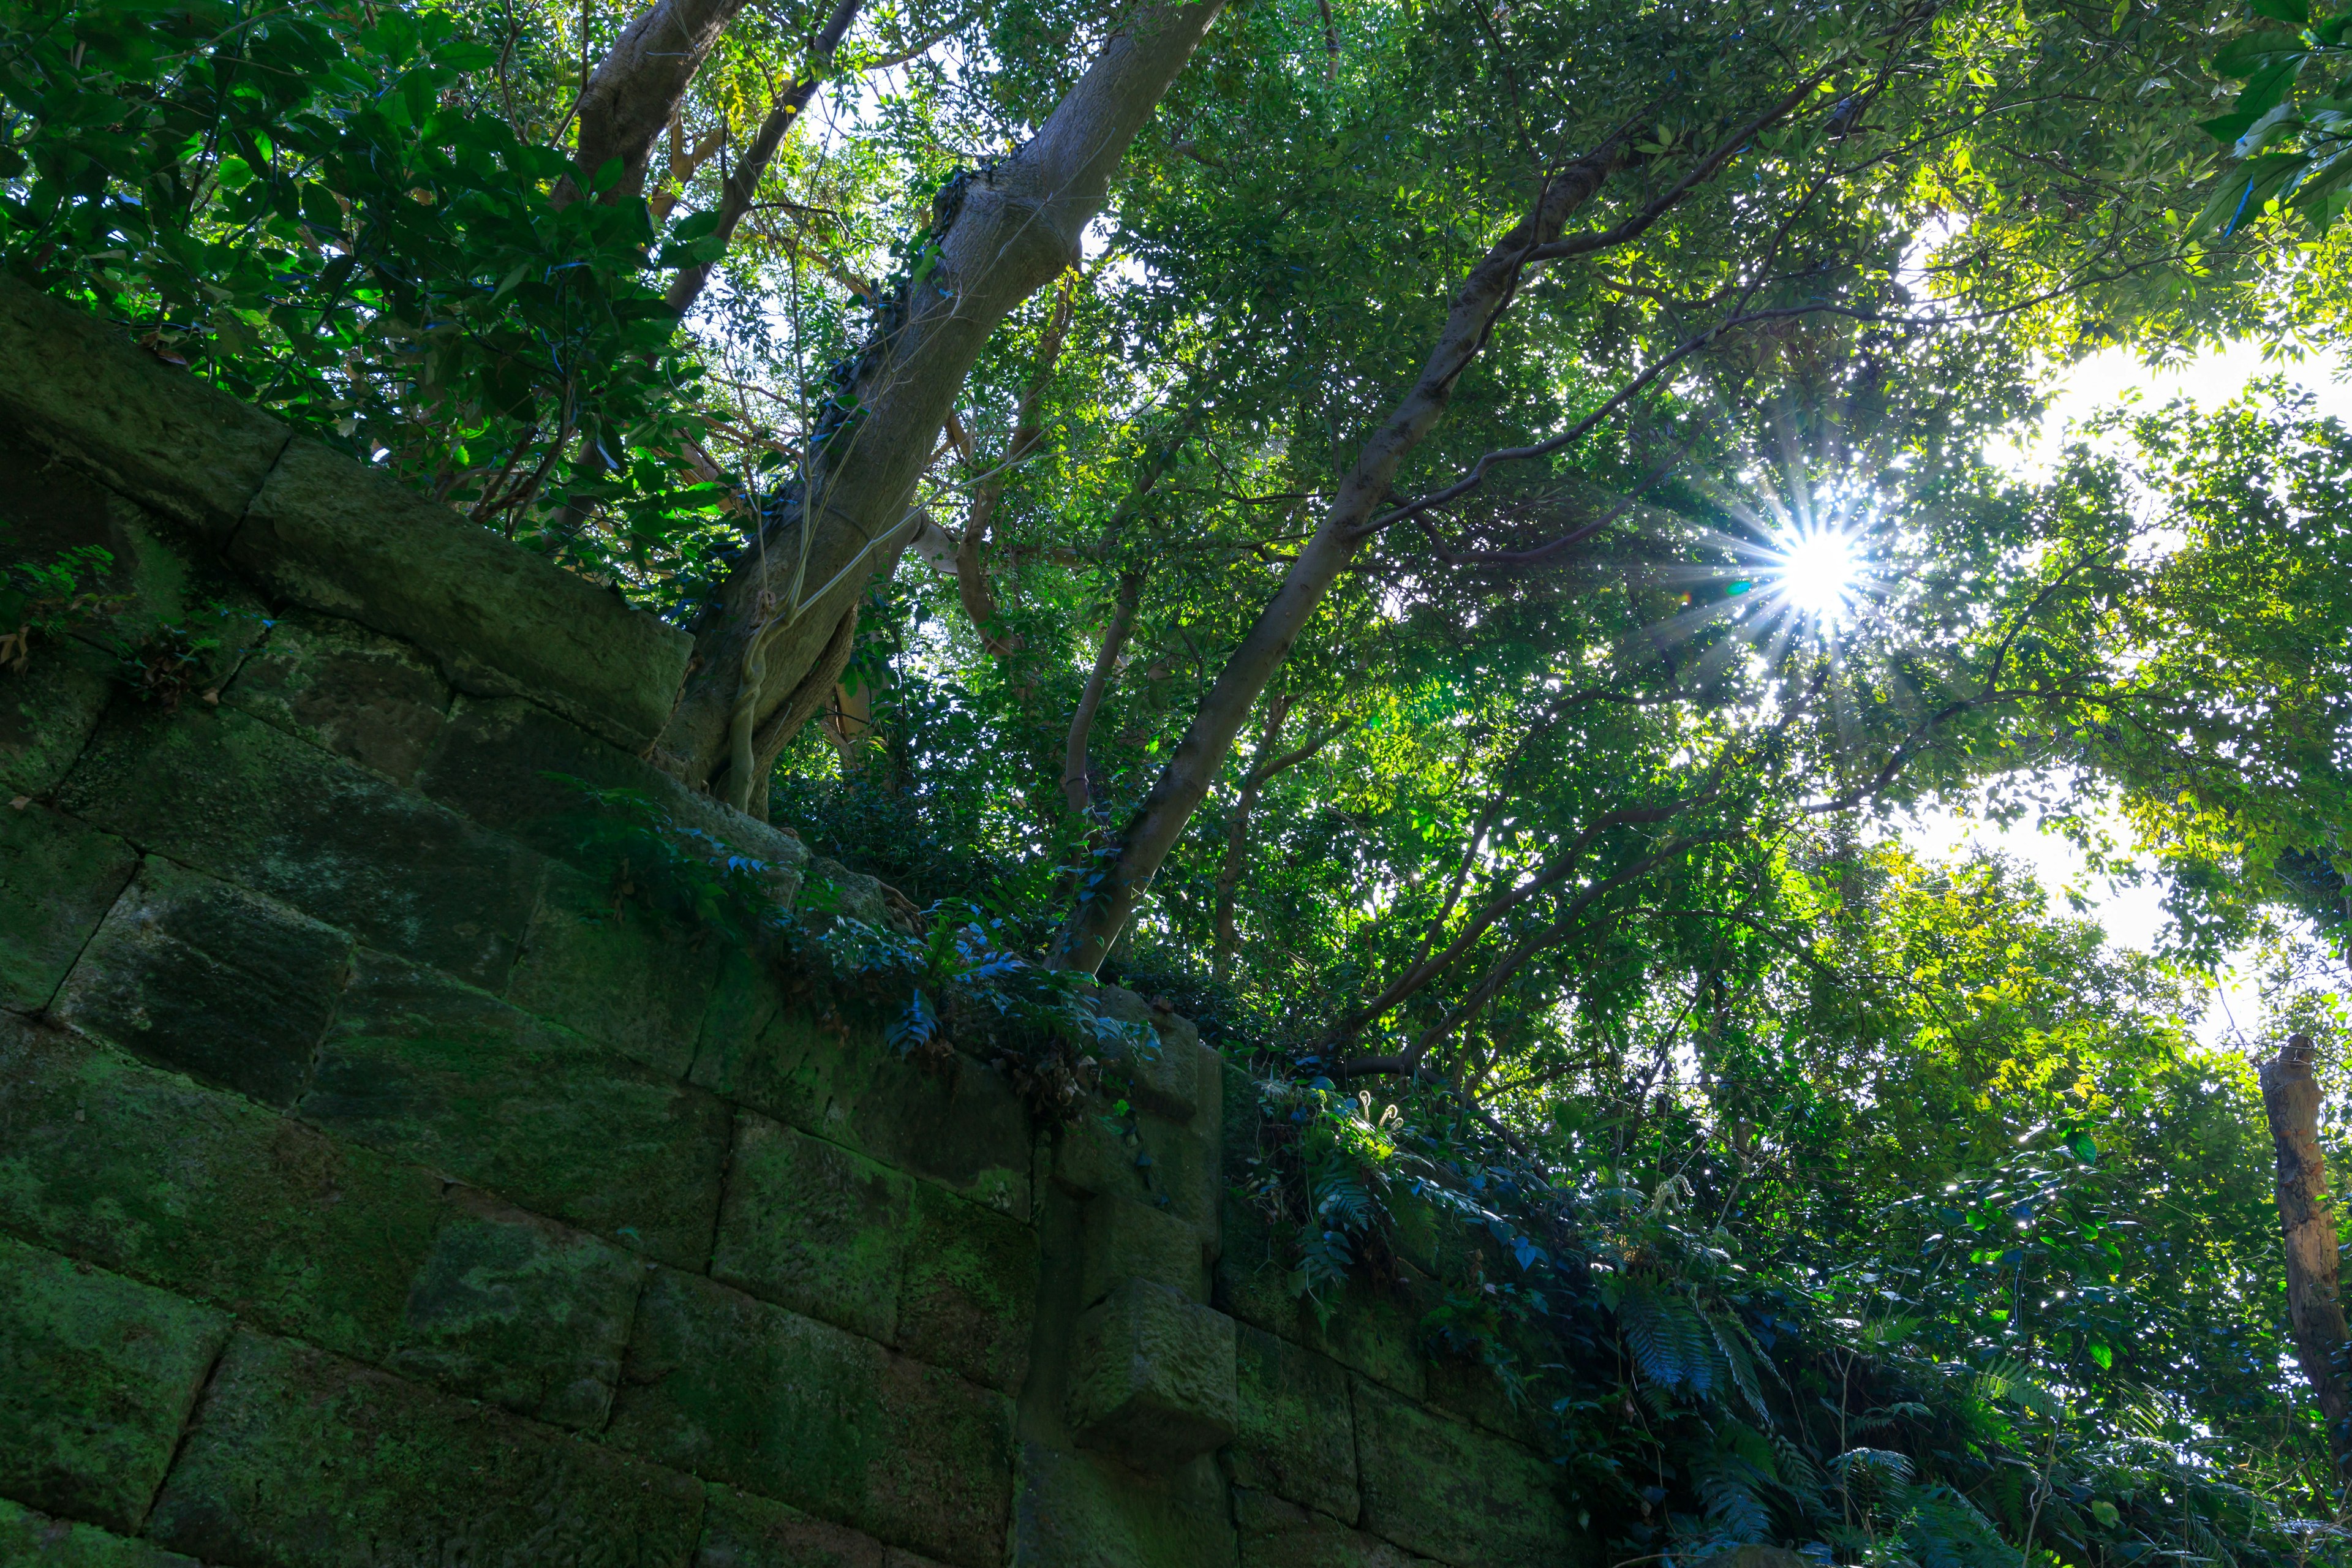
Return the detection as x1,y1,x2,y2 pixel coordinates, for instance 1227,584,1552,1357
654,0,1226,800
1046,153,1617,972
1062,568,1146,818
2260,1034,2352,1477
559,0,755,208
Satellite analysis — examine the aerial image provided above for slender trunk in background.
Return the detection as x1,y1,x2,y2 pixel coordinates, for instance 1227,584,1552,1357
654,0,1227,800
1211,695,1291,983
1062,568,1146,818
2260,1034,2352,1479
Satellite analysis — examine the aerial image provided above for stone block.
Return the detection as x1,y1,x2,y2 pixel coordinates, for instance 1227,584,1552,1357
302,951,731,1269
231,437,692,750
388,1186,646,1430
1089,986,1208,1123
0,1232,232,1534
1233,1490,1438,1568
0,271,292,541
221,610,452,786
417,695,807,903
607,1268,1016,1568
56,704,543,987
505,863,722,1079
1067,1280,1237,1472
0,640,115,798
0,1014,445,1362
1218,1201,1428,1402
711,1113,910,1343
897,1180,1038,1397
0,1498,202,1567
1133,1106,1221,1231
1052,1109,1158,1210
1232,1324,1360,1523
0,802,136,1012
696,1485,897,1568
1007,1438,1234,1568
1080,1191,1208,1308
1349,1377,1572,1568
148,1328,707,1567
54,858,352,1107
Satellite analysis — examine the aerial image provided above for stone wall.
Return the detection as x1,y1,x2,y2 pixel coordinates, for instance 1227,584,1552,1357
0,274,1586,1568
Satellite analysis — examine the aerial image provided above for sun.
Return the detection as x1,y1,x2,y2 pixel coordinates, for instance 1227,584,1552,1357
1769,526,1862,624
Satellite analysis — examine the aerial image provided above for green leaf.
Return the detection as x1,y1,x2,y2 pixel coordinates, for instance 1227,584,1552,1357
2251,0,2310,24
2214,29,2309,77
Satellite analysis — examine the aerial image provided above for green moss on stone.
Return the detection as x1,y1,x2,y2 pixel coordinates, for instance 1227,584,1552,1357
1349,1376,1573,1568
0,1014,444,1362
221,610,453,787
1232,1489,1437,1568
148,1328,706,1567
0,1232,231,1533
1232,1324,1360,1524
302,950,729,1269
1008,1438,1235,1568
0,802,135,1012
695,1483,897,1568
54,857,353,1107
0,1497,202,1567
711,1112,910,1343
55,703,541,987
606,1268,1015,1568
505,864,721,1079
897,1181,1038,1397
387,1186,646,1430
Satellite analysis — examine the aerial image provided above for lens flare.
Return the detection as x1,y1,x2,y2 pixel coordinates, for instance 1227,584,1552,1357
1771,527,1860,624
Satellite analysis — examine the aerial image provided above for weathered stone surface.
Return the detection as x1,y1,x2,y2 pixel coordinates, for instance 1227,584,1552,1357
389,1187,646,1430
1349,1376,1572,1568
222,610,452,785
54,858,352,1107
696,1485,897,1568
0,1014,445,1361
416,695,808,895
1008,1441,1235,1568
1232,1490,1438,1568
232,437,692,750
1133,1107,1220,1231
0,1498,202,1567
56,703,543,987
897,1180,1038,1397
1219,1199,1427,1401
608,1268,1016,1568
799,859,891,925
711,1112,910,1343
1090,987,1208,1123
0,271,292,540
0,802,136,1012
149,1328,707,1567
1232,1324,1360,1523
505,863,722,1079
1080,1191,1210,1309
698,1009,1033,1221
303,951,730,1269
0,641,115,799
0,1232,232,1533
1068,1280,1237,1472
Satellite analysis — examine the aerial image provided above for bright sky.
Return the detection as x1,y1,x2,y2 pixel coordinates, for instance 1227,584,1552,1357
1902,341,2352,1053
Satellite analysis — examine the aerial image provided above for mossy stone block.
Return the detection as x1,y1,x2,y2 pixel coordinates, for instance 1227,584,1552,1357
1080,1191,1209,1308
0,273,290,540
148,1329,707,1567
221,610,452,786
712,1112,910,1343
0,1233,232,1533
417,695,807,903
0,802,135,1012
1067,1280,1237,1473
1217,1202,1428,1403
607,1268,1016,1568
0,642,115,799
695,1484,897,1568
55,857,352,1107
388,1187,646,1430
0,1498,202,1567
1232,1324,1360,1523
505,864,722,1079
56,703,542,987
1007,1438,1234,1568
897,1180,1038,1396
1349,1376,1572,1568
302,951,729,1269
0,1014,444,1361
232,439,693,752
1232,1490,1437,1568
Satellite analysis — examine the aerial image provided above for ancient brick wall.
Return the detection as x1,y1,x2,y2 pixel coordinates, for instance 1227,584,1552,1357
0,274,1583,1568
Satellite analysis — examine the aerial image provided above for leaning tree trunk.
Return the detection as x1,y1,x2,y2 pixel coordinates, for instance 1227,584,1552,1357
654,0,1226,804
2260,1034,2352,1478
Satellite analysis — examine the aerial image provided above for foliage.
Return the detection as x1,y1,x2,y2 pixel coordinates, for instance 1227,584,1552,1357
0,540,117,669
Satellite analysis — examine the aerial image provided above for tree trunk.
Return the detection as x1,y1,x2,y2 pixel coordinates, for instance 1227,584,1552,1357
2260,1034,2352,1478
653,0,1226,799
559,0,755,208
1047,153,1616,972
